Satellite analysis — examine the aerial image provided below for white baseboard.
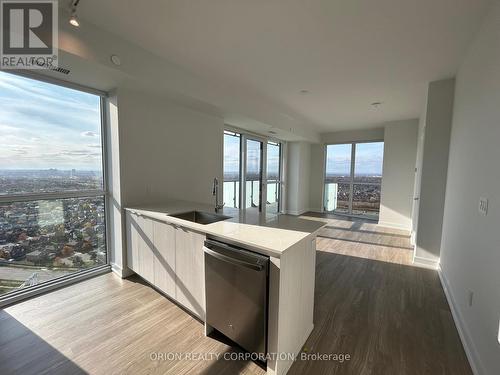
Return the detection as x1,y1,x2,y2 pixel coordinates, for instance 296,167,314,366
410,230,416,246
438,266,483,375
412,255,439,270
377,220,411,232
111,262,134,278
286,208,310,216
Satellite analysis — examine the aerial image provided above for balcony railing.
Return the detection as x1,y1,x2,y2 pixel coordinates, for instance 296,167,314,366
324,182,381,218
223,178,280,209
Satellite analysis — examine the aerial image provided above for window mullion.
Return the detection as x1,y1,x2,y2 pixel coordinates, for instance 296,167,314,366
0,190,106,204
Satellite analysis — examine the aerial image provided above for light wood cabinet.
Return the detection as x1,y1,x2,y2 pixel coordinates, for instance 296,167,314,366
126,212,155,284
126,211,138,272
174,227,206,320
138,214,155,284
126,211,205,319
152,220,176,298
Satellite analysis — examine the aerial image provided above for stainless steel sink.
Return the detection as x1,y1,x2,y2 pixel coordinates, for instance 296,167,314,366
169,210,231,225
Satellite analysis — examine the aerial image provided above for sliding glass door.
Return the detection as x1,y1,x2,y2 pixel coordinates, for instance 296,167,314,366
324,141,384,219
245,138,263,209
223,130,283,213
266,141,282,214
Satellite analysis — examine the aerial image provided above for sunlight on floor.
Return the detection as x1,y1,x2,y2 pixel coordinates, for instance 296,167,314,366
299,213,425,267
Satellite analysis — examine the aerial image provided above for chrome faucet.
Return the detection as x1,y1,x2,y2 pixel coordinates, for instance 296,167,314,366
212,177,225,212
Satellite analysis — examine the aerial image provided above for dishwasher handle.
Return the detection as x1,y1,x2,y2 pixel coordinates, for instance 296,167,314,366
204,247,266,272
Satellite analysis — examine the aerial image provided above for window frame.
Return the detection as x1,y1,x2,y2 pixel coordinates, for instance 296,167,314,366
223,130,242,208
223,126,285,214
0,71,111,306
323,139,384,219
266,140,283,213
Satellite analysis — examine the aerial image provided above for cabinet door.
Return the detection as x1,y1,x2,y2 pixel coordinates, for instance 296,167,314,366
126,211,139,273
136,215,155,284
153,221,176,298
175,227,206,320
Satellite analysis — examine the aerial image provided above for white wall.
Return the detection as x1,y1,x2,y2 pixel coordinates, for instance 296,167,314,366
379,120,418,230
414,78,455,266
309,144,325,212
286,142,311,215
321,128,384,144
105,93,127,276
411,112,427,244
440,3,500,374
116,88,224,207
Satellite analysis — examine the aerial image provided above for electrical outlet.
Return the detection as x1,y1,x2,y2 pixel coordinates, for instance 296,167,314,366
478,197,488,216
468,290,474,307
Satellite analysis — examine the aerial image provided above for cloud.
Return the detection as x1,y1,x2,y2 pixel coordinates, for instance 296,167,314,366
81,131,98,137
0,71,103,170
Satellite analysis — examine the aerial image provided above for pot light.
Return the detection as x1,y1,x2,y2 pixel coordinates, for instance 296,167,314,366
371,101,383,108
110,55,121,66
299,89,310,95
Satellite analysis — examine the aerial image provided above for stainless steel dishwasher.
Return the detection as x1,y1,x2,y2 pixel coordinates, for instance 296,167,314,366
204,238,269,356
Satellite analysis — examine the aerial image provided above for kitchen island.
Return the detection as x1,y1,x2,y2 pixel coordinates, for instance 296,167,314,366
125,200,325,375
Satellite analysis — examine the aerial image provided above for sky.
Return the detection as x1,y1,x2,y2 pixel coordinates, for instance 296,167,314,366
0,71,103,170
223,133,280,177
326,142,384,176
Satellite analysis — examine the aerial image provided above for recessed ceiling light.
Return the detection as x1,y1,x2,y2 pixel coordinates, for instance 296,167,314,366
110,55,121,66
299,89,310,95
371,101,383,108
268,130,277,135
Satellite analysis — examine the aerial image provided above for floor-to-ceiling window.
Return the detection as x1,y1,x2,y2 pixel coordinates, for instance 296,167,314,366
223,129,283,213
324,141,384,219
0,72,108,298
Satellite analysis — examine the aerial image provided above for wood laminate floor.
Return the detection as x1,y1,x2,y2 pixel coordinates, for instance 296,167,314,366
301,212,415,266
1,218,471,375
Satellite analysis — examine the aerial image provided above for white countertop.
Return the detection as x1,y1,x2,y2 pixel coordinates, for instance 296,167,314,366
125,200,326,257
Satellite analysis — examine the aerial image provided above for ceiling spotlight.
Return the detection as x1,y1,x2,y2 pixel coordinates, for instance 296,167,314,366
69,0,81,27
268,130,277,135
371,101,383,108
69,14,79,27
299,89,310,95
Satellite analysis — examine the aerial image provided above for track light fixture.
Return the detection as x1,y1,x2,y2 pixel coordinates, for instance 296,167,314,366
69,0,80,27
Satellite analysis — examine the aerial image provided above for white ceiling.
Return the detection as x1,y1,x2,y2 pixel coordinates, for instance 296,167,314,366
74,0,490,132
